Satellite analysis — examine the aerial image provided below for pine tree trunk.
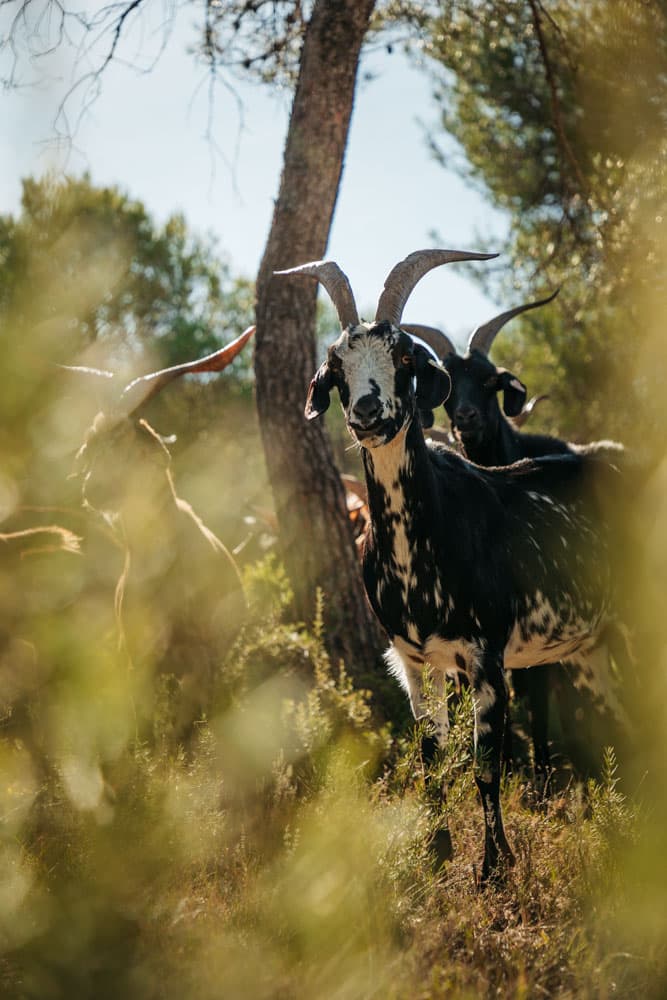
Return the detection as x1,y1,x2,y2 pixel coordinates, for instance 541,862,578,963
254,0,401,716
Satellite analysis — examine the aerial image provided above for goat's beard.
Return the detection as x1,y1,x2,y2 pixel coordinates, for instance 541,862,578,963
347,410,412,450
454,424,483,449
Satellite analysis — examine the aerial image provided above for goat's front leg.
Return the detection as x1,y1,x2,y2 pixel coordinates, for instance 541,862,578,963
403,662,452,866
470,648,515,884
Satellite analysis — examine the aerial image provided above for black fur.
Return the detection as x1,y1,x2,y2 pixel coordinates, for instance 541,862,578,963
305,363,334,420
442,347,575,785
443,350,570,467
441,346,631,786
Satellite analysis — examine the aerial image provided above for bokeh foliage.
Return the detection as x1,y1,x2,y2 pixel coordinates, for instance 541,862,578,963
0,174,255,375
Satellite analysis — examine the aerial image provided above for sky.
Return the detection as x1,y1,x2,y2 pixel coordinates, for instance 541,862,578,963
1,3,510,347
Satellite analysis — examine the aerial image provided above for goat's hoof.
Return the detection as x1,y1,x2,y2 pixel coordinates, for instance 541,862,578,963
430,827,453,870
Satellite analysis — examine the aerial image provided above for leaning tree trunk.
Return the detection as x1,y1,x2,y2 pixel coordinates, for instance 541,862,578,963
254,0,400,714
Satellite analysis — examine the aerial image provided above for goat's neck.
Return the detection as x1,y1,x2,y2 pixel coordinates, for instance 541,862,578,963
465,413,519,467
360,417,449,645
361,418,435,528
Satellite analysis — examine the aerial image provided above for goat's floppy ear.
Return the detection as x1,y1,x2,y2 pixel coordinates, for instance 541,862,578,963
304,362,334,420
497,369,527,417
414,344,451,411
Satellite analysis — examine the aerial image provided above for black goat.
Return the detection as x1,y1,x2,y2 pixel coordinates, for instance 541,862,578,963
403,298,566,787
404,294,566,465
279,251,629,882
404,305,629,785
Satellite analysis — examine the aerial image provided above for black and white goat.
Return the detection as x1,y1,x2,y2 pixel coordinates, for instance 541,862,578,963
278,251,628,881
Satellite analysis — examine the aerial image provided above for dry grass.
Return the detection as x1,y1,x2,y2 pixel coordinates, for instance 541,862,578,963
1,583,662,999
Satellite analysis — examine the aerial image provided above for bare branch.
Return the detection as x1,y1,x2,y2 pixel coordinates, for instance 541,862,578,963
528,0,589,203
96,0,146,74
0,0,297,176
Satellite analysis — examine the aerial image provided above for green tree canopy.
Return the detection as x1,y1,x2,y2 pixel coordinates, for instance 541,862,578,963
409,0,667,445
0,174,254,377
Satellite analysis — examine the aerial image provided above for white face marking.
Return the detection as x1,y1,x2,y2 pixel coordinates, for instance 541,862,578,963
336,325,400,443
349,336,395,408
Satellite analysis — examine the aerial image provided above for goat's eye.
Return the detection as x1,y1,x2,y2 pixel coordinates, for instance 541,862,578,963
401,354,412,366
483,376,498,390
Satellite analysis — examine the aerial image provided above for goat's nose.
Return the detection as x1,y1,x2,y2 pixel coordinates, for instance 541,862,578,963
454,405,478,426
353,393,383,427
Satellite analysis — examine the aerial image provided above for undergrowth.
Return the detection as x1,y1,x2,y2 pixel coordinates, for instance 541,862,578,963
0,556,664,999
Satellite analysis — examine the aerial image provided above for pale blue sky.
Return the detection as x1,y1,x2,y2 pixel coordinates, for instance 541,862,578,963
2,5,509,347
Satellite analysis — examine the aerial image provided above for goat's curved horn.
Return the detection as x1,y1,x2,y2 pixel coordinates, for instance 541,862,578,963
512,393,551,429
400,323,458,360
119,325,255,416
375,249,498,327
274,260,359,329
467,289,560,357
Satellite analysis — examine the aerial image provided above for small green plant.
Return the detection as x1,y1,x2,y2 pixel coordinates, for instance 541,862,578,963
588,746,639,854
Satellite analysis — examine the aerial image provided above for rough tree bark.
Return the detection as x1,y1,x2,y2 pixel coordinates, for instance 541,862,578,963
254,0,397,711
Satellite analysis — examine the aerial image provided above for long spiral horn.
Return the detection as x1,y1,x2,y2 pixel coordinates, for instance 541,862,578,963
274,260,360,329
375,249,498,327
119,325,255,416
400,323,458,360
467,289,560,356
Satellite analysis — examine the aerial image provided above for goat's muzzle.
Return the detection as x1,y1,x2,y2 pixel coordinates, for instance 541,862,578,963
454,408,483,447
348,418,391,444
352,393,383,429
